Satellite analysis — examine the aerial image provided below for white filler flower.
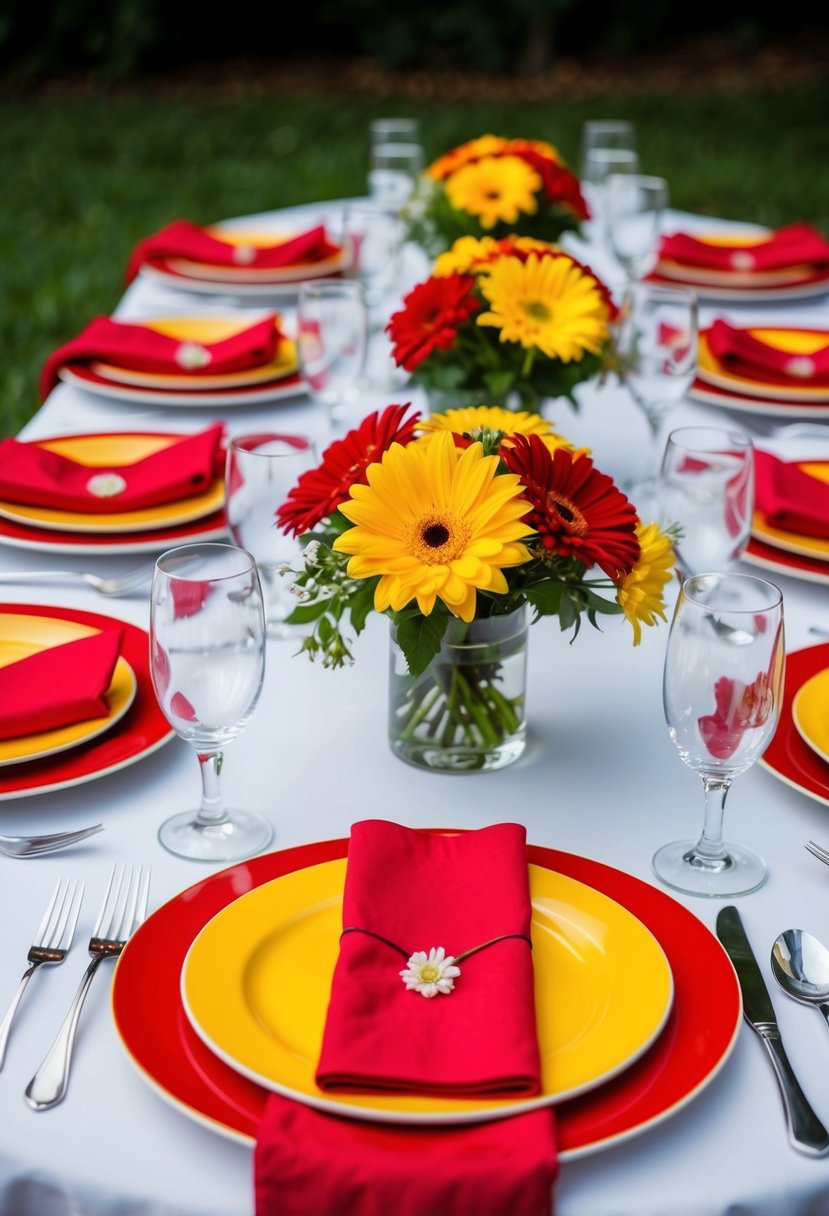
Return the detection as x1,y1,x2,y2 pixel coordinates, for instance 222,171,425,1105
400,946,461,998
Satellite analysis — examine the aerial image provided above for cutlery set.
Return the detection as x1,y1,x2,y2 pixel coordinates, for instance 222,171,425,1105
0,864,150,1109
717,905,829,1155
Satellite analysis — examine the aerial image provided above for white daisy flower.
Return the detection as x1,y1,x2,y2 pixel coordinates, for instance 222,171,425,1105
399,946,461,998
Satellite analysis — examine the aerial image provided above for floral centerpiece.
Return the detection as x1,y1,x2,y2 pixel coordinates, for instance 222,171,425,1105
276,402,675,773
386,234,617,415
405,134,589,256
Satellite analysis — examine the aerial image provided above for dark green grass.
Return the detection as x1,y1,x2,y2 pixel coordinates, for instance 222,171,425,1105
2,82,827,436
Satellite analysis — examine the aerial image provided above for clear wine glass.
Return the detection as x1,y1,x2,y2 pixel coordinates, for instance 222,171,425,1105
581,144,640,249
658,425,755,578
605,173,669,283
653,571,785,897
225,433,317,640
149,541,271,862
613,281,699,513
296,278,368,432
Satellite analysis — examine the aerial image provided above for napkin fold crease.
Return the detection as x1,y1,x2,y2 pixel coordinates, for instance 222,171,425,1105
0,628,124,740
0,424,226,514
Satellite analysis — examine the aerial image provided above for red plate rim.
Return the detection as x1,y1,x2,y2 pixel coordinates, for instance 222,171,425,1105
760,641,829,807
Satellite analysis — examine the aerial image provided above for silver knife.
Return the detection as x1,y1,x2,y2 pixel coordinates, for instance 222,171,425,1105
716,904,829,1156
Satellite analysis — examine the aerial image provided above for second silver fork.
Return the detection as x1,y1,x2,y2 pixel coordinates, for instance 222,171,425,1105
806,840,829,866
24,863,151,1110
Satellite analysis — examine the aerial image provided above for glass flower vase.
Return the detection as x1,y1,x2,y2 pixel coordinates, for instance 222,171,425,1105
388,606,529,773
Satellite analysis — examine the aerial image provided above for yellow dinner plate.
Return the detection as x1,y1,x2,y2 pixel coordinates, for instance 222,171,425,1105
657,230,814,288
0,433,225,535
792,668,829,767
92,316,298,390
181,859,674,1125
752,461,829,560
698,328,829,403
0,614,136,766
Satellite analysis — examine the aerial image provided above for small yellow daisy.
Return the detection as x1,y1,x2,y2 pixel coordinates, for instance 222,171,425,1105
617,521,676,645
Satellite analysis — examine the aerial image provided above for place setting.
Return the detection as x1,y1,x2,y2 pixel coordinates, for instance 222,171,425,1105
126,216,351,298
0,421,230,555
110,818,742,1206
647,221,829,302
0,600,173,801
42,309,305,409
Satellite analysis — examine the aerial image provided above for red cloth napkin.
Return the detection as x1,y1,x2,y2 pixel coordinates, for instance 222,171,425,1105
0,628,123,740
125,219,340,283
316,819,541,1097
755,448,829,539
658,223,829,273
254,1093,558,1216
40,314,283,399
0,424,226,514
705,319,829,387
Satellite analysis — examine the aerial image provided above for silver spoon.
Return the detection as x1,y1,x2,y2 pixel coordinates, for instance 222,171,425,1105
771,929,829,1028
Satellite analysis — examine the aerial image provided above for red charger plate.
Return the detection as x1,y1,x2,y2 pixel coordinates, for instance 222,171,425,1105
760,641,829,807
112,839,741,1161
743,535,829,586
0,603,174,799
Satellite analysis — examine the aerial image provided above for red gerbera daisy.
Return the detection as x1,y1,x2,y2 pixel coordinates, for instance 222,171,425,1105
503,434,639,580
517,150,590,221
386,273,481,372
276,403,420,537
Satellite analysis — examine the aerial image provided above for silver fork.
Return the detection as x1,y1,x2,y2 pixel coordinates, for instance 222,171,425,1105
0,878,84,1069
0,565,154,597
806,840,829,866
0,824,104,858
24,863,151,1110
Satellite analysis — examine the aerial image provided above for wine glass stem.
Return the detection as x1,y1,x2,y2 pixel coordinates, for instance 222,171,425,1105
692,776,732,864
196,750,229,827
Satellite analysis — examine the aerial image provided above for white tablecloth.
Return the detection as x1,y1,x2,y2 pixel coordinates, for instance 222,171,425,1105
2,201,829,1216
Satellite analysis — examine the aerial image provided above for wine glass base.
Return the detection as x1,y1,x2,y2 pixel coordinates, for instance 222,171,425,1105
652,838,767,898
158,809,274,863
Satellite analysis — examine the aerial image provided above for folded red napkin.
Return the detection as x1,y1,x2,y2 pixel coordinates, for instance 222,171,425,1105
659,223,829,273
125,219,340,283
755,448,829,539
316,819,541,1097
0,628,123,740
0,424,226,514
705,319,829,387
254,1092,558,1216
40,314,283,399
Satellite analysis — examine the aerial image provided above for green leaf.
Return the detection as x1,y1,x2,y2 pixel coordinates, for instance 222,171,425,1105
395,612,449,678
349,577,379,634
523,582,563,619
283,597,333,625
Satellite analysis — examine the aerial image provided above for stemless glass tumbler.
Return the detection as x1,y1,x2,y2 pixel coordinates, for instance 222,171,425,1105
653,571,785,898
149,542,271,862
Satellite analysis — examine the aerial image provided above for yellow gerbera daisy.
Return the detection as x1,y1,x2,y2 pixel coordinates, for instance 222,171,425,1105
445,156,541,230
617,521,676,645
417,406,576,455
433,236,501,277
332,431,533,623
476,253,610,361
427,135,508,180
